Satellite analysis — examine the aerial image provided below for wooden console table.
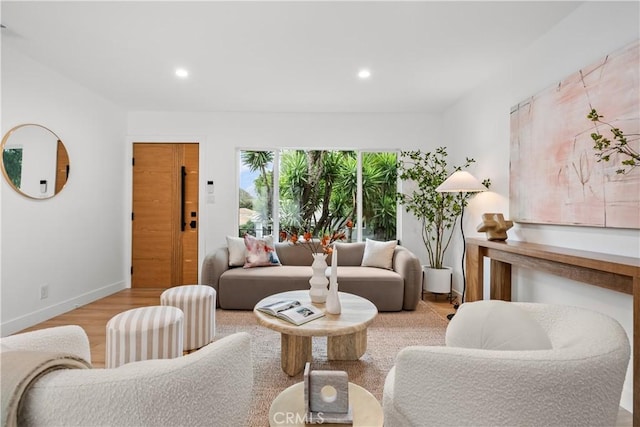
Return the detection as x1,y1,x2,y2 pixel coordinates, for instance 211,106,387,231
465,238,640,425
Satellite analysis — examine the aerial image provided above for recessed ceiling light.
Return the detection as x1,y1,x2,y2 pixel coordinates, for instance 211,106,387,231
175,68,189,78
358,69,371,79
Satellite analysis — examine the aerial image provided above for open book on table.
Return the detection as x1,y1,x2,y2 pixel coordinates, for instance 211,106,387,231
257,299,325,326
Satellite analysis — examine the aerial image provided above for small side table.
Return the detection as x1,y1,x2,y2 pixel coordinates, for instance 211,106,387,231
268,382,383,427
161,284,216,351
105,306,183,368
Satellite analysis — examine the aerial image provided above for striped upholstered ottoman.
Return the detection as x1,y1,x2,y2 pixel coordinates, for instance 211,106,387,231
105,306,184,368
160,285,216,352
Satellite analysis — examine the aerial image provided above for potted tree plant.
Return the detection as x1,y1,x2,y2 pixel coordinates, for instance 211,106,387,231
397,147,488,296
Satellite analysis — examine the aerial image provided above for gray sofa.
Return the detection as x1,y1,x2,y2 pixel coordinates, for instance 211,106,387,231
201,241,422,311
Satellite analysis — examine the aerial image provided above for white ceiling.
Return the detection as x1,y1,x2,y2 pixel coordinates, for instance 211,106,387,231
1,1,583,113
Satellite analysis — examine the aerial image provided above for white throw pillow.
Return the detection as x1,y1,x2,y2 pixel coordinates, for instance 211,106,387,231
361,239,397,270
227,235,275,267
226,236,247,267
445,300,552,351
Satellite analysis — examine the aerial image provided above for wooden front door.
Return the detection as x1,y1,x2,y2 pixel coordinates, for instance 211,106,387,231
132,143,199,288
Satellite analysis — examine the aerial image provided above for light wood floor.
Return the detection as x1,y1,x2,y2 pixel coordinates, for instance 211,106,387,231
18,289,455,368
19,288,165,368
17,289,633,425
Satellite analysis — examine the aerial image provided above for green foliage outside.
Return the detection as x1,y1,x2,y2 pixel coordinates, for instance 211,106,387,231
241,151,275,233
240,150,397,241
362,152,398,241
238,220,255,237
239,188,253,209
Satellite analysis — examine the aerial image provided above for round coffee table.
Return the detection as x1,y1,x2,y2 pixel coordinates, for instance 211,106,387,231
254,290,378,376
268,381,383,427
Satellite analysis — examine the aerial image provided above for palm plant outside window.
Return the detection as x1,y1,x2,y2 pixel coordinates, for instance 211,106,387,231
238,149,397,242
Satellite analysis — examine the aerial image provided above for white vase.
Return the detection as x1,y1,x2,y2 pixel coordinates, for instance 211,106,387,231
309,253,329,303
423,266,452,294
326,279,341,314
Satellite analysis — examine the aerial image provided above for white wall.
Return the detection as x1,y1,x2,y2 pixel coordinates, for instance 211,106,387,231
442,1,639,411
127,111,442,271
1,44,128,335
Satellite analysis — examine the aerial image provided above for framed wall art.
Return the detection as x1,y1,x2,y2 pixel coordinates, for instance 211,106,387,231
510,40,639,229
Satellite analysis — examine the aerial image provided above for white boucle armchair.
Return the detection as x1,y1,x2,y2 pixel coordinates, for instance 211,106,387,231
382,302,630,427
1,325,253,426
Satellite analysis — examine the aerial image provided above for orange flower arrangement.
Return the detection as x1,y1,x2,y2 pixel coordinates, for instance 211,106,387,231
281,229,347,254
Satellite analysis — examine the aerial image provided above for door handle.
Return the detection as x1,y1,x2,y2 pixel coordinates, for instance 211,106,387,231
180,166,186,231
190,220,197,229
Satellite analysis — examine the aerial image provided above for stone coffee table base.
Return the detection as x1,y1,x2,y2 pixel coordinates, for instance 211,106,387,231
255,290,378,376
281,329,366,376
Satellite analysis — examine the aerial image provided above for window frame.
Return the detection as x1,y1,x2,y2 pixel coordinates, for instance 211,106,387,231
237,147,400,243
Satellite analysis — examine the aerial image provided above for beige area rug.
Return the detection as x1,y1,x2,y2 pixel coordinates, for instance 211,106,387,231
215,300,448,427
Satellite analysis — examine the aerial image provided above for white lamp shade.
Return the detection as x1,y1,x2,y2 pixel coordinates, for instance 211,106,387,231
436,171,487,193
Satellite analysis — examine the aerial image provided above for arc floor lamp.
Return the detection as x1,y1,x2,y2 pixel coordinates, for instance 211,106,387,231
436,171,487,320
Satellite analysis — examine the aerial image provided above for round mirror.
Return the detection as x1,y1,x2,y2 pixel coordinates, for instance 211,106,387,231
1,124,70,199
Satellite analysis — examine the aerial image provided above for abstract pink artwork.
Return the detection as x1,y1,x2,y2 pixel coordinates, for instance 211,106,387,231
510,40,639,229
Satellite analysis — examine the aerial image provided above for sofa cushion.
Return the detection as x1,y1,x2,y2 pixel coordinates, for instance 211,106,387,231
243,234,281,268
361,239,397,270
333,242,365,266
218,265,404,311
227,235,276,267
274,242,316,266
337,266,404,311
445,300,552,351
226,236,247,267
219,266,312,309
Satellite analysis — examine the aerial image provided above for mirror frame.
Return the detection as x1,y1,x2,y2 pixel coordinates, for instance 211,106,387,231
1,123,70,200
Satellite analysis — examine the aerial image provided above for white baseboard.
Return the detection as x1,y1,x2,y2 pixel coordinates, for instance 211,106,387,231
1,281,127,336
